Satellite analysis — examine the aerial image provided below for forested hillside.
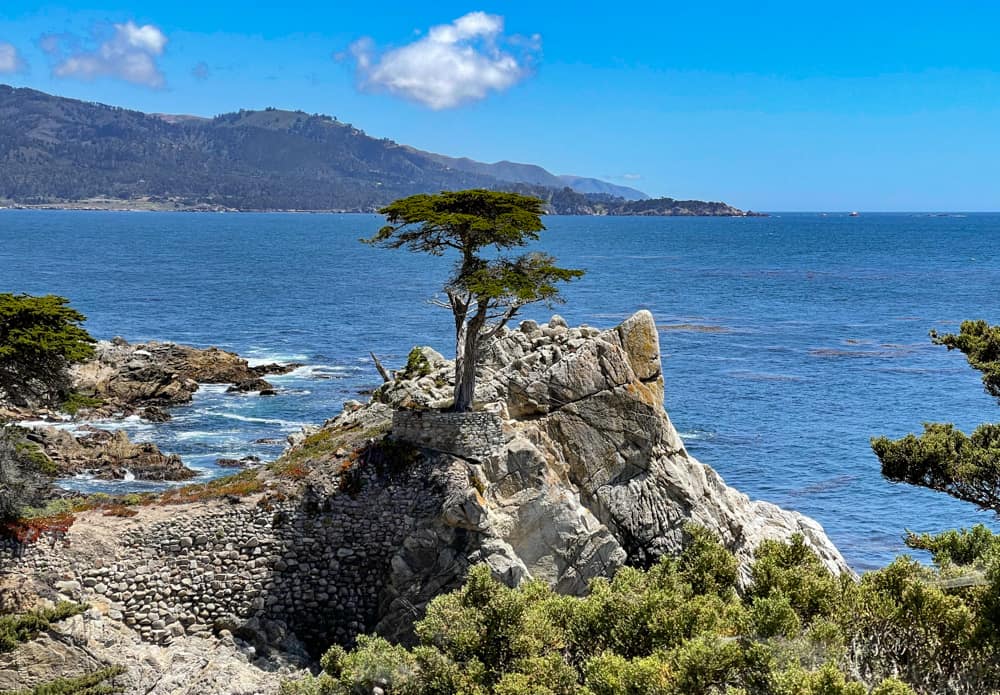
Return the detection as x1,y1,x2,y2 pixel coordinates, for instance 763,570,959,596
0,85,745,215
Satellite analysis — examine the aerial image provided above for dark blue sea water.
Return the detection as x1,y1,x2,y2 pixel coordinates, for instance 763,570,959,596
1,210,998,571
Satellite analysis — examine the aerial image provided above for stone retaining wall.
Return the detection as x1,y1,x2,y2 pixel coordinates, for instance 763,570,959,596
391,409,504,461
0,458,452,654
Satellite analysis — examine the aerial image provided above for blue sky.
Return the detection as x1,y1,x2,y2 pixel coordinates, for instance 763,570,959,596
2,2,1000,210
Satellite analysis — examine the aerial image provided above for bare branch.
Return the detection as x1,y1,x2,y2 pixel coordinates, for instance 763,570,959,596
481,305,522,342
369,352,392,383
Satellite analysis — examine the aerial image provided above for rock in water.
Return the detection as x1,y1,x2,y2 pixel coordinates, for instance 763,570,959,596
69,339,289,416
25,426,196,481
227,377,275,394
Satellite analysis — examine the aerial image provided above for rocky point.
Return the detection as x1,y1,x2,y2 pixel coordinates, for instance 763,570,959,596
0,311,850,694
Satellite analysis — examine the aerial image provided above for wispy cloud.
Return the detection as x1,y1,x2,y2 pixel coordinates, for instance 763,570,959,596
191,61,210,81
622,173,642,181
0,42,25,74
340,12,540,109
43,21,168,88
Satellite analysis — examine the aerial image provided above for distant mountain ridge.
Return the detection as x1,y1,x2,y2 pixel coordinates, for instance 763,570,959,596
413,150,648,200
0,85,747,215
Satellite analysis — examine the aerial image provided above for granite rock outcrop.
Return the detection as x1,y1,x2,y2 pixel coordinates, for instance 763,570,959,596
367,310,849,635
67,339,293,417
25,425,196,481
0,310,851,693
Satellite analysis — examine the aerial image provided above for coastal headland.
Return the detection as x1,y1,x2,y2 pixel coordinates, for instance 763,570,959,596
0,310,846,693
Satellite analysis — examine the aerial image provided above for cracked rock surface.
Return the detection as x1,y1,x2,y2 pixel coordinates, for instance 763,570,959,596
371,309,850,637
0,310,850,693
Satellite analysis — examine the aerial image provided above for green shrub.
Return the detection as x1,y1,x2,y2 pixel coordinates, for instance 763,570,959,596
402,347,433,379
5,664,125,694
747,534,844,623
283,528,1000,695
904,524,1000,568
676,524,739,598
61,392,104,416
13,440,58,477
0,602,87,653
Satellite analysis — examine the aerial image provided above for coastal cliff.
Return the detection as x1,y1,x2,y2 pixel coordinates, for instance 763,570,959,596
0,311,847,693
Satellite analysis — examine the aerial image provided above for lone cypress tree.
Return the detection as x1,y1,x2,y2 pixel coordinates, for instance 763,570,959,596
872,320,1000,512
366,189,583,412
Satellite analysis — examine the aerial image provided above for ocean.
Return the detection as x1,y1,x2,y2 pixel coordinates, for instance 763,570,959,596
1,210,997,570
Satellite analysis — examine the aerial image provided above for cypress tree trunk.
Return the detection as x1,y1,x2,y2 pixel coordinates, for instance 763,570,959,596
453,336,478,412
452,302,488,412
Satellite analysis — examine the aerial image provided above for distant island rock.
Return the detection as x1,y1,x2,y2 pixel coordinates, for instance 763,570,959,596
0,85,757,216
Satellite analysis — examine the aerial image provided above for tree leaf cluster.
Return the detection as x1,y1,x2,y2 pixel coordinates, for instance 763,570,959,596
283,526,1000,695
0,425,52,523
0,293,95,408
930,320,1000,400
367,190,583,411
872,321,1000,513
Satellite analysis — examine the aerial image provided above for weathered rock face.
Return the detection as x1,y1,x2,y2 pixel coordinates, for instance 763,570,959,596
0,311,851,693
67,338,289,418
374,311,849,591
361,310,851,636
25,425,196,480
0,607,302,694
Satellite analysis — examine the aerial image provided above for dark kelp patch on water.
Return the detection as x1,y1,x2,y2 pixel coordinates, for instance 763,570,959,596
658,323,731,333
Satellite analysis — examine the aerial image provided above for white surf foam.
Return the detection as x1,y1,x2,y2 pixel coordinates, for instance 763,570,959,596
212,412,309,429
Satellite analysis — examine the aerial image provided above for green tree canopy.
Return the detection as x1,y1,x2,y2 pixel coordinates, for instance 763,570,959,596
367,190,583,412
0,426,49,522
930,320,1000,400
0,293,95,408
872,320,1000,513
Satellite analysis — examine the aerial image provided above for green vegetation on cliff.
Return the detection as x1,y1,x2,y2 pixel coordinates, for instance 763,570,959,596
1,666,125,695
502,184,748,216
0,601,125,694
0,426,52,523
0,603,86,654
284,527,1000,695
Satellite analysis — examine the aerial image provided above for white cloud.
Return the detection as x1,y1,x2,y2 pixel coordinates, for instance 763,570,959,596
342,12,540,109
0,42,25,74
622,173,642,181
47,21,168,88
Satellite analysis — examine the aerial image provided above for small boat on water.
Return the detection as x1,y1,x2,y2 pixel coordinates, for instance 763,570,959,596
849,211,860,217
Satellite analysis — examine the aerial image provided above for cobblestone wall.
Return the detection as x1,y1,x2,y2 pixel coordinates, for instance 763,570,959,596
0,459,449,655
391,409,504,461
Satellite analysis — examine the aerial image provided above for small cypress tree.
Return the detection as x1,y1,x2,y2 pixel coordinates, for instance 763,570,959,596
0,293,95,408
366,190,583,412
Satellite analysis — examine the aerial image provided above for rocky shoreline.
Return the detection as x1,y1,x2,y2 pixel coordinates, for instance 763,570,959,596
1,310,849,693
2,338,299,482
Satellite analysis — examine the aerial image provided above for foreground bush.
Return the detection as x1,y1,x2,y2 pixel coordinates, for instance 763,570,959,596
4,664,126,695
283,526,1000,695
0,602,86,653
